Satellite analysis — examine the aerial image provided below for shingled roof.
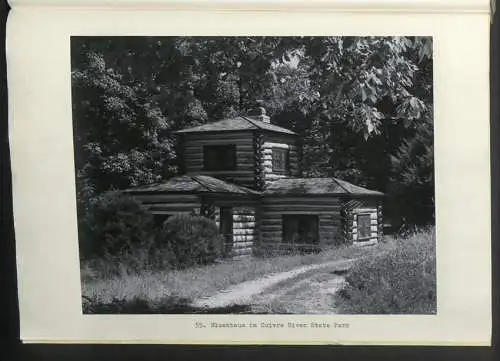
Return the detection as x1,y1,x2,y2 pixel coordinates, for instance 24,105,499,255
175,116,297,135
124,175,261,195
263,178,384,196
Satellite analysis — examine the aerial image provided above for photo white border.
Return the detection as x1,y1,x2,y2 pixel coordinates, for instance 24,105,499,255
7,6,491,345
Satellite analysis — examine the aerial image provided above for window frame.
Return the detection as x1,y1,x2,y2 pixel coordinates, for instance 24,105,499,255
282,214,319,245
272,147,290,175
203,144,237,171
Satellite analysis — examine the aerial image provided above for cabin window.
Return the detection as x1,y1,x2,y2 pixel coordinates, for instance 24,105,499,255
282,215,319,244
203,144,236,171
357,214,372,240
272,148,289,174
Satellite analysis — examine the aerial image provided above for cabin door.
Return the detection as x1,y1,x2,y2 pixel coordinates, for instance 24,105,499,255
219,207,233,256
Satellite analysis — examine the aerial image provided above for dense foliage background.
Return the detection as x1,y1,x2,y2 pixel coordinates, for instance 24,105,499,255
71,36,434,229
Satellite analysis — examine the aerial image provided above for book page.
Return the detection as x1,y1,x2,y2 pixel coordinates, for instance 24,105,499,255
7,2,491,345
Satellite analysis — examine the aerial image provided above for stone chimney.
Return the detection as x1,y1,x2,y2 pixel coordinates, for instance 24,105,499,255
248,107,270,124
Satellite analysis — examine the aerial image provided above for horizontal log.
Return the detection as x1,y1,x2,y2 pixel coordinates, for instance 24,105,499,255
261,149,298,157
263,197,341,205
184,157,255,165
260,220,283,227
133,194,199,204
260,224,340,233
234,218,256,225
353,239,378,247
184,142,255,150
262,210,340,216
261,160,297,168
233,215,256,222
260,225,282,232
234,229,254,235
263,204,340,211
319,218,342,224
211,199,260,206
264,175,287,180
194,169,254,175
233,235,254,243
184,136,254,144
232,254,252,260
261,231,281,238
231,248,253,256
233,221,256,229
234,209,256,215
149,210,190,215
351,208,378,213
262,142,290,149
319,227,340,235
184,132,253,141
184,157,254,167
184,140,253,148
258,243,321,250
146,204,199,211
261,217,341,225
233,207,256,214
232,241,254,249
187,172,254,179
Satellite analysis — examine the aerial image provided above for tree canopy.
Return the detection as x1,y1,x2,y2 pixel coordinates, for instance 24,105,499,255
71,36,433,227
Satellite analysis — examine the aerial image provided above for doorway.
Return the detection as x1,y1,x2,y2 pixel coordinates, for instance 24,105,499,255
219,207,233,256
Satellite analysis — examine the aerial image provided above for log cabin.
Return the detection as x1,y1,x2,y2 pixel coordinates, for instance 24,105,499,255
124,107,384,259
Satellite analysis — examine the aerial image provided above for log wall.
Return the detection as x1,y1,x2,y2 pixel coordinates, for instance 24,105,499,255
231,206,256,259
181,132,255,188
341,198,383,245
261,134,300,184
213,205,256,260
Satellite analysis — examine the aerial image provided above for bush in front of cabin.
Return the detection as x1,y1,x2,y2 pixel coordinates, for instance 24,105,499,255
334,227,436,314
156,213,224,268
78,191,157,259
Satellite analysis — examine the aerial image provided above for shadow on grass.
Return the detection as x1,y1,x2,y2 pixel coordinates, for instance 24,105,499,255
82,296,281,314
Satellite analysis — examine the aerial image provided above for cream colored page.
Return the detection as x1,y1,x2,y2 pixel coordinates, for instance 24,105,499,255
8,7,491,344
6,0,493,12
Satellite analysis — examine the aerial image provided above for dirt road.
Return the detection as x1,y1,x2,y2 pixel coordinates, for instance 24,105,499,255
248,267,348,314
192,258,356,314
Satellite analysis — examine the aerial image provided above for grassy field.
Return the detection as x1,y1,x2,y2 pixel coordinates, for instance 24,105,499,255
81,241,391,313
334,227,436,314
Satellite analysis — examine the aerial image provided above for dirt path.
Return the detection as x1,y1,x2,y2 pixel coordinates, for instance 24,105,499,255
191,258,357,311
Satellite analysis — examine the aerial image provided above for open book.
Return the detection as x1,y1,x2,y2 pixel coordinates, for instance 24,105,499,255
7,0,493,345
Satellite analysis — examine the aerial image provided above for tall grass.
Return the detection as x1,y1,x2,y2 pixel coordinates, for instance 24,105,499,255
334,227,436,314
81,242,387,313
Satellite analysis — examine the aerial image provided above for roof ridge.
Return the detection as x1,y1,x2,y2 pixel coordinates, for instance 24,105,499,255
241,116,261,129
190,175,213,193
331,177,351,194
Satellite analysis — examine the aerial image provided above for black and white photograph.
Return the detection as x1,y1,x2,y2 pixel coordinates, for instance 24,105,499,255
71,36,435,315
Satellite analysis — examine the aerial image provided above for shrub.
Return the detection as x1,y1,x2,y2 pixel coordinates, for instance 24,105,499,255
78,191,156,259
156,213,224,268
335,227,436,314
81,245,178,280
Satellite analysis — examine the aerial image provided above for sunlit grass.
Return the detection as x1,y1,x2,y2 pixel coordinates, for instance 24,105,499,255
334,227,436,314
81,240,391,312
